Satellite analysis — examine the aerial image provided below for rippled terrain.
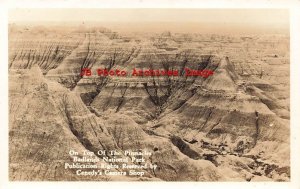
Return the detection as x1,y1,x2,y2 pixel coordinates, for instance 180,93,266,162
9,24,290,181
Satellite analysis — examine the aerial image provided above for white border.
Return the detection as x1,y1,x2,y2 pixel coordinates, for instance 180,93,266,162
1,1,300,189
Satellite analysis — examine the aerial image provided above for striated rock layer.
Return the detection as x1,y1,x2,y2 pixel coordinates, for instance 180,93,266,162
9,25,290,181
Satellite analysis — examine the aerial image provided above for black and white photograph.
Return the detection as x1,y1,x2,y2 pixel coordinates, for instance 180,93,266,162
8,8,291,182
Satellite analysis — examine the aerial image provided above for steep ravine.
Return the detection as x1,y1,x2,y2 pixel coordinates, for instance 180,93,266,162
9,28,290,181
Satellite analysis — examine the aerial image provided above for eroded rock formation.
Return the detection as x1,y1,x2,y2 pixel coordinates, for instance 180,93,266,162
9,25,290,181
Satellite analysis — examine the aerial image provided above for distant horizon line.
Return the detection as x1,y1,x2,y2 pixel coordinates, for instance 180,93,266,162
9,21,289,35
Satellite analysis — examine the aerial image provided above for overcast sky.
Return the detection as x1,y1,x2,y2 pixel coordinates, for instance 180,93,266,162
9,9,289,34
9,9,288,24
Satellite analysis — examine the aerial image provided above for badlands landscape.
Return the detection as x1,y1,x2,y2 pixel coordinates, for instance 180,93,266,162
9,23,290,181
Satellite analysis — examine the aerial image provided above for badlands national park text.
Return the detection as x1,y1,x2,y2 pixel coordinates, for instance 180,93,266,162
9,9,289,181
